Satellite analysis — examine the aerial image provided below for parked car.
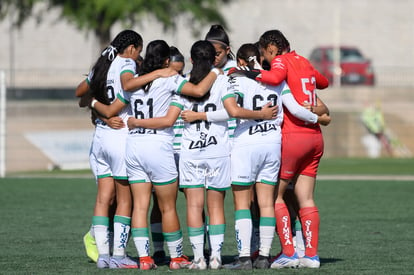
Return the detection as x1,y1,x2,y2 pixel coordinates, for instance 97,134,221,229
309,46,375,86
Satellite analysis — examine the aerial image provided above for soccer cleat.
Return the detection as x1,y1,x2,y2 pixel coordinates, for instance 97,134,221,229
169,255,192,270
209,256,222,270
253,255,270,269
188,257,207,270
139,256,158,270
223,257,252,270
153,250,169,265
270,253,299,269
299,255,320,268
83,231,98,263
96,255,110,269
109,255,139,269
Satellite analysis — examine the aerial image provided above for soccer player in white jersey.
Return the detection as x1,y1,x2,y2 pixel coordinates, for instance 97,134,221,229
205,24,237,143
92,39,220,270
76,30,179,269
81,30,142,269
150,46,186,265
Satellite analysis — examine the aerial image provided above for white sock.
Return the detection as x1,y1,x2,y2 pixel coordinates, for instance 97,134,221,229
163,230,184,259
131,228,150,257
93,224,110,256
259,217,276,257
234,210,252,257
112,215,131,257
188,227,205,260
208,224,225,259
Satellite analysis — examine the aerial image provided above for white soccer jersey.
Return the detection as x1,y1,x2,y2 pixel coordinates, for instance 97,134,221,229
172,75,231,159
223,59,238,140
121,74,188,137
222,59,237,73
88,56,135,179
94,56,135,128
227,76,285,145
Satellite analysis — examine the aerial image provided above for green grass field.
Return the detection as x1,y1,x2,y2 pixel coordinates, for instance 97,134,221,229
1,158,413,274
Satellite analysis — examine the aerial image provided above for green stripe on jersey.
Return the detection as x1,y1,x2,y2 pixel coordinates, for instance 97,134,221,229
281,89,292,95
170,101,184,109
222,93,235,101
117,93,129,104
176,79,188,94
120,69,135,75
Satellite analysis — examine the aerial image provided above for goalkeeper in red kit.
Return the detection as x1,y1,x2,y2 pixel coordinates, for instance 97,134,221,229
229,29,330,269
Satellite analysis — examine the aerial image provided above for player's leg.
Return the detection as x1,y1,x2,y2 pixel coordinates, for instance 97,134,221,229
295,134,323,268
224,184,253,270
206,188,226,270
185,187,207,270
155,181,191,270
93,176,116,268
109,179,138,268
271,178,300,268
130,181,156,269
295,175,320,268
254,182,276,269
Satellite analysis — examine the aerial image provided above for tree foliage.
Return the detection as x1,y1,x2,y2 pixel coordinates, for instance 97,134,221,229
1,0,232,49
0,0,40,27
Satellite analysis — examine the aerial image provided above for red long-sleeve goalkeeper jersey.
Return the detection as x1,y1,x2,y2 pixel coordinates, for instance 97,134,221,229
258,51,329,133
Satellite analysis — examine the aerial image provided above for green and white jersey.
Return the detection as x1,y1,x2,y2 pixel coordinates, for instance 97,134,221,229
95,56,135,128
223,59,238,139
122,74,188,137
172,75,231,159
228,76,285,145
222,59,237,74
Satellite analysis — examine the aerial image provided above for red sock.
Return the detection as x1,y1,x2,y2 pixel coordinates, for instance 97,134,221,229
299,206,320,257
275,203,295,257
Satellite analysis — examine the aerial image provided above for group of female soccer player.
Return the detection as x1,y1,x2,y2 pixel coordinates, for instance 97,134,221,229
76,24,331,270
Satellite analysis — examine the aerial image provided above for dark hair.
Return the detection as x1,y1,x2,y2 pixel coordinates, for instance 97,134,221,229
237,43,260,69
254,41,270,70
205,24,235,60
170,46,185,63
90,30,142,104
185,40,216,102
259,30,290,56
140,40,170,92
